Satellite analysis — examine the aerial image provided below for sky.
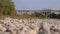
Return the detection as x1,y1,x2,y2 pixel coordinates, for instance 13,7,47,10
13,0,60,10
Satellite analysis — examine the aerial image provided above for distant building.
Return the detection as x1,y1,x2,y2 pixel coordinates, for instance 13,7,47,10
16,9,60,16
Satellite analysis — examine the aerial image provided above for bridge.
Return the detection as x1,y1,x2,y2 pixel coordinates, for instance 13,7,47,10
17,9,60,18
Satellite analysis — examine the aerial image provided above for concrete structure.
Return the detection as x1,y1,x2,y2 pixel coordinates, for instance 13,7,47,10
17,10,60,17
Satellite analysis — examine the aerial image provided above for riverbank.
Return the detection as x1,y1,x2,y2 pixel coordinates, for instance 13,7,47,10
0,17,60,34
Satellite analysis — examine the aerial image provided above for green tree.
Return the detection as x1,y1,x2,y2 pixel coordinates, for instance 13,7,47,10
57,14,60,19
0,0,17,17
49,13,57,18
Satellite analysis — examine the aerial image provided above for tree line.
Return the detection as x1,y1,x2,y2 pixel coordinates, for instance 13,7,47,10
31,12,60,19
